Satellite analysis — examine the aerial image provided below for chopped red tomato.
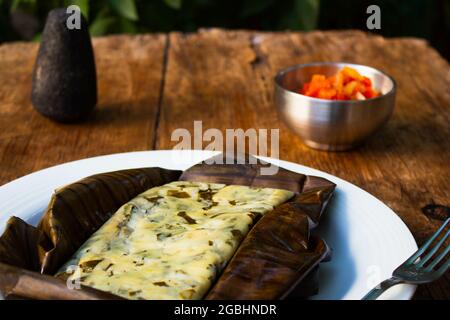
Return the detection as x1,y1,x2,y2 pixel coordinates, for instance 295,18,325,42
300,67,380,100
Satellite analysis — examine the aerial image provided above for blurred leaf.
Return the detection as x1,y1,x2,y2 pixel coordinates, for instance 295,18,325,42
10,0,37,12
139,1,177,32
108,0,138,21
32,31,41,41
89,8,116,36
67,0,89,19
11,0,23,11
164,0,182,10
295,0,320,30
279,0,320,30
117,16,137,33
240,0,274,18
89,17,116,36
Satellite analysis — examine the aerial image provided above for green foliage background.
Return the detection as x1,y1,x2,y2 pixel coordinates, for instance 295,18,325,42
0,0,448,59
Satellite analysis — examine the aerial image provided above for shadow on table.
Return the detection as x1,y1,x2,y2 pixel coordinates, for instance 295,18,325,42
360,117,449,156
82,102,151,127
312,189,356,300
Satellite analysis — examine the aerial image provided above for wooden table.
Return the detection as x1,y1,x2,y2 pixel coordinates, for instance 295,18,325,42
0,29,449,299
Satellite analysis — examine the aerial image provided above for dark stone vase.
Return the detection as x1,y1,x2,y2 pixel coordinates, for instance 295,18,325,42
32,8,97,122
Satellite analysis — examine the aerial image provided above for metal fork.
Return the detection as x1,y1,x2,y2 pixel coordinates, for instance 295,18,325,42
362,218,450,300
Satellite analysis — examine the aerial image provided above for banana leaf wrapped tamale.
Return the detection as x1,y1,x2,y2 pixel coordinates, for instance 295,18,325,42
0,154,335,300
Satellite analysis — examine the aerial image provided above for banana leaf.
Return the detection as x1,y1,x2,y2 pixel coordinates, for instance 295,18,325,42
0,153,335,300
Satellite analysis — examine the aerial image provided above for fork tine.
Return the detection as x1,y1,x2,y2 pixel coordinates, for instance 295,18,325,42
425,243,450,271
417,228,450,268
436,256,450,274
404,218,450,265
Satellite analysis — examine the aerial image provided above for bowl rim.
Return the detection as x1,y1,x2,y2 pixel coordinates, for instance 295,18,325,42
274,61,397,104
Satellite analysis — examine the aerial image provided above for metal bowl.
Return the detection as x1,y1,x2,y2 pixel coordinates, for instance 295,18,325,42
274,62,396,151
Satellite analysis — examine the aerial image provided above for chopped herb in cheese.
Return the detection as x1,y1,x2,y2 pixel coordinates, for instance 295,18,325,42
57,181,294,300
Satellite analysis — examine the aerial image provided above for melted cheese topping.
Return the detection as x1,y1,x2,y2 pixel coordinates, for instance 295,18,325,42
57,181,293,300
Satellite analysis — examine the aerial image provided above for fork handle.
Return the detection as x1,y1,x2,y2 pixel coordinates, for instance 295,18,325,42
362,277,404,300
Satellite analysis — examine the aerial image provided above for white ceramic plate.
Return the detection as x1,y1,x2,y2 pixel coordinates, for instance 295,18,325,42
0,150,417,300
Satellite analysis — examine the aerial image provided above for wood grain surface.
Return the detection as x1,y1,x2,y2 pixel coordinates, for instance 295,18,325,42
0,29,449,299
